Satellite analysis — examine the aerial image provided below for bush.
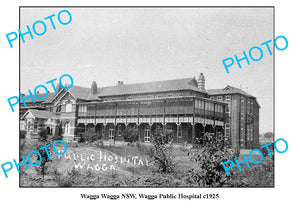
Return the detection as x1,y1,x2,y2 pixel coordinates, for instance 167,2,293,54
33,142,53,177
148,129,176,173
123,125,139,143
82,127,101,143
53,168,81,187
187,133,234,187
95,140,104,149
261,142,274,159
20,130,26,139
38,128,48,142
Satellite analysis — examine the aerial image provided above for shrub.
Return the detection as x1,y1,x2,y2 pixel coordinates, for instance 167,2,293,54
148,129,176,173
187,133,235,187
261,142,274,159
53,168,81,187
136,142,150,154
38,128,48,142
95,140,104,149
34,142,53,177
82,127,101,143
123,125,139,143
78,134,85,143
20,130,26,139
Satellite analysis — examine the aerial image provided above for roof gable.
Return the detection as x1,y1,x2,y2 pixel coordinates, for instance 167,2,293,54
224,85,235,91
21,109,53,120
44,86,91,104
207,85,254,98
20,92,56,105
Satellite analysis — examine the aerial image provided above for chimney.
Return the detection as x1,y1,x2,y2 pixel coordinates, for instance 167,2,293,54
91,81,98,95
197,73,205,90
55,83,62,93
117,81,124,86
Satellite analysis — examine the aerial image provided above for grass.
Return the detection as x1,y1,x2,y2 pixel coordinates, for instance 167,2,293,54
20,139,274,187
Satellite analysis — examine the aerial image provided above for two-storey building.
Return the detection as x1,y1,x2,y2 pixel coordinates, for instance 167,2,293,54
20,73,260,150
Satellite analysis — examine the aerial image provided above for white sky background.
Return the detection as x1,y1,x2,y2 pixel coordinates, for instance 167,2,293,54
20,7,273,133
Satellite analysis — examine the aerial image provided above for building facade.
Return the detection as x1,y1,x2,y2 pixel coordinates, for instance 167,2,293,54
20,73,260,150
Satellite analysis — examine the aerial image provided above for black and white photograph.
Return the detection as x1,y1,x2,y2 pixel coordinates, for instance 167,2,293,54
2,0,300,211
19,7,274,187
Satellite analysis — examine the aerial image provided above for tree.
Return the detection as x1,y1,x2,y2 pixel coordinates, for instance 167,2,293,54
264,132,274,141
34,140,53,179
20,130,26,139
39,128,48,142
187,133,234,187
148,129,175,173
82,127,101,143
123,125,139,143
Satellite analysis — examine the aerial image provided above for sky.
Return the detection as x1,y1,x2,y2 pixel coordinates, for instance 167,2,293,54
20,7,273,133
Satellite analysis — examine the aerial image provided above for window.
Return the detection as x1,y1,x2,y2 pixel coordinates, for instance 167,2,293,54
210,97,214,100
225,123,230,138
27,122,31,132
144,129,151,142
56,105,61,112
225,96,231,101
178,125,182,138
102,127,105,137
247,99,250,113
64,121,71,135
201,101,205,110
78,105,87,116
226,105,230,113
167,94,172,97
117,125,122,136
33,122,38,133
217,96,223,101
241,97,245,114
79,105,87,112
109,129,114,140
66,103,72,112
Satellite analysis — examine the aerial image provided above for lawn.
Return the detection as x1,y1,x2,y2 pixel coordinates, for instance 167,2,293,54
19,139,274,187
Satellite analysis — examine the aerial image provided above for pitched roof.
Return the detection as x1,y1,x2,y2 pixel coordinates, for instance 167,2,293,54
21,109,53,120
207,85,255,98
69,85,91,100
22,77,207,104
43,85,91,103
95,77,207,97
21,92,56,104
